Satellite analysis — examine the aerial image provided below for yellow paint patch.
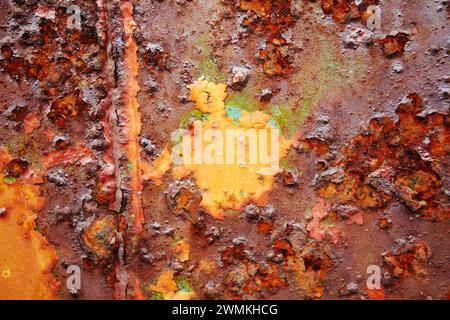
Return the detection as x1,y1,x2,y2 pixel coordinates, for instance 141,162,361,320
0,149,59,299
147,77,291,219
2,269,11,279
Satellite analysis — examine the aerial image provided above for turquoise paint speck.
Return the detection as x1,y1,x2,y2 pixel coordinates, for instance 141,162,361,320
268,118,280,129
271,106,281,116
225,105,243,124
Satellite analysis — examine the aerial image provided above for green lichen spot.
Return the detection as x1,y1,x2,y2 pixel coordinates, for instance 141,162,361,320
179,109,209,129
194,34,227,83
4,135,42,170
175,276,193,293
225,91,262,113
3,176,17,185
150,291,164,300
269,104,301,137
127,161,134,170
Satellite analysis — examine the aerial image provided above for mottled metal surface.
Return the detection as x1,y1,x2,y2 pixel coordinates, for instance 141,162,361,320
0,0,448,300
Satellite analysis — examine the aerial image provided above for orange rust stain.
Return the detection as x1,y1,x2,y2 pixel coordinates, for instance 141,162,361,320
172,239,190,263
366,288,386,300
23,114,42,134
299,138,330,157
256,219,274,234
82,215,118,261
95,164,116,207
43,145,93,169
271,238,334,299
133,277,145,300
47,90,88,127
142,148,172,185
381,33,410,57
239,0,296,75
0,149,59,299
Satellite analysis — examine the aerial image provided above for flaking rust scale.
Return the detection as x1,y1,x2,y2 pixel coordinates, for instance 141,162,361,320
0,0,448,300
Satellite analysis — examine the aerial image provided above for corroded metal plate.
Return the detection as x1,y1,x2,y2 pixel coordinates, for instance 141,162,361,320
0,0,448,300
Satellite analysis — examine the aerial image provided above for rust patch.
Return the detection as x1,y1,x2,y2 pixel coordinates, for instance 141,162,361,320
220,243,286,299
317,93,449,221
383,239,432,279
82,215,119,262
238,0,297,75
294,242,335,299
319,0,379,24
381,33,410,58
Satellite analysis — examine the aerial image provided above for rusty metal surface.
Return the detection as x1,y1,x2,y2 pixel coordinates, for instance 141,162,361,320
0,0,449,300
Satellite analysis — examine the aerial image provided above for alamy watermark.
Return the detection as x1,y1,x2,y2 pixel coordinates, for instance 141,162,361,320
66,264,81,295
66,5,81,30
366,5,381,31
366,265,381,289
171,120,282,175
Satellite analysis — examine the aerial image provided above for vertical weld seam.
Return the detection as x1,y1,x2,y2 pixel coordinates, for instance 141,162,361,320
97,0,120,213
120,1,144,234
